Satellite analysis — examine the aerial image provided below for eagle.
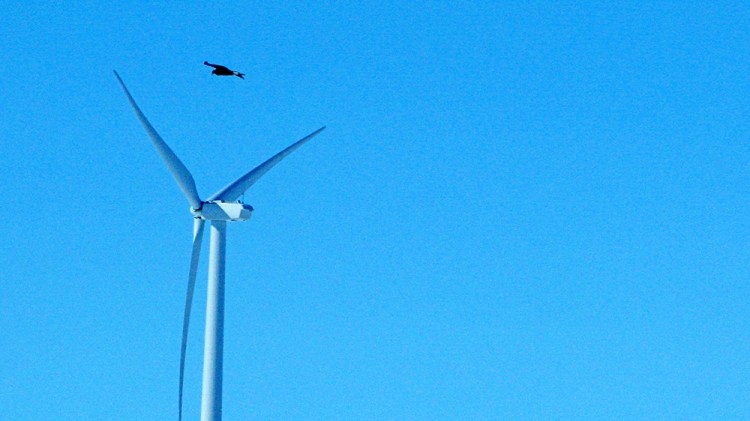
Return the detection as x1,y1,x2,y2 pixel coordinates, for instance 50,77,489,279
203,61,245,79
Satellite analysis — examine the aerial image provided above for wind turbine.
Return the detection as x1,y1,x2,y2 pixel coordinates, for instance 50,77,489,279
114,71,325,421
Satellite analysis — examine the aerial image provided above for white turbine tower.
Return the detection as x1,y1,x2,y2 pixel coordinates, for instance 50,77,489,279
114,71,325,421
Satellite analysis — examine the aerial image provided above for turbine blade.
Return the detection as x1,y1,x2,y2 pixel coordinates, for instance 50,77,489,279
114,71,203,210
208,126,326,202
179,218,205,421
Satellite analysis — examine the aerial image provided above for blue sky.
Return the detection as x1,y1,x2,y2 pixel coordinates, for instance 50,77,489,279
2,2,749,419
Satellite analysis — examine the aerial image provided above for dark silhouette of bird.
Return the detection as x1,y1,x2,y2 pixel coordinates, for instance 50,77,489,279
204,61,245,79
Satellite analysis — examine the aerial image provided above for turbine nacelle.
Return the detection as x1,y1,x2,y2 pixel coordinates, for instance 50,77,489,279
191,201,253,221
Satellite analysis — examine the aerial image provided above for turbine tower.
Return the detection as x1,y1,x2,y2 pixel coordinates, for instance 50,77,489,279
114,71,325,421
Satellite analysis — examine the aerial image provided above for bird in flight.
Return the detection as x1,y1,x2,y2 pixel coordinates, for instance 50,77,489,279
204,61,245,79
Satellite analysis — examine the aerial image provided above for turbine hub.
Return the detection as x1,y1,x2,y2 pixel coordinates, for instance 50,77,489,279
191,201,253,221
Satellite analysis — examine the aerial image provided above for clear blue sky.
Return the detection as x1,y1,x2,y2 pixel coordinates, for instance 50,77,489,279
2,2,749,419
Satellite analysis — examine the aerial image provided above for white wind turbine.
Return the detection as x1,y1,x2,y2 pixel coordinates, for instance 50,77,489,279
114,71,325,421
